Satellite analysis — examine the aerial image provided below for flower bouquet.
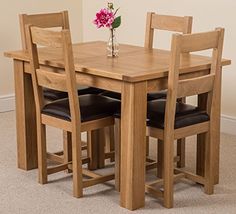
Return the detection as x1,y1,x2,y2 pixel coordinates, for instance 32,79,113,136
93,3,121,57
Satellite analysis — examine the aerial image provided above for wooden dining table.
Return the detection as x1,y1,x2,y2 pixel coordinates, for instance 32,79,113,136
4,41,231,210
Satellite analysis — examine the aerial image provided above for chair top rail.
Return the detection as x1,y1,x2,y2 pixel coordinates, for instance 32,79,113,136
150,13,193,33
177,29,221,53
19,11,69,50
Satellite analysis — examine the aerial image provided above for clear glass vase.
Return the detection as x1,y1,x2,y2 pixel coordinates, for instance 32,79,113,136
107,28,119,57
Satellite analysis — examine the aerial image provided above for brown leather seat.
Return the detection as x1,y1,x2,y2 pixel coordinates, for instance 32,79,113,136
43,87,105,101
42,94,120,122
147,99,209,129
43,89,68,101
99,91,121,100
100,91,162,101
147,90,167,100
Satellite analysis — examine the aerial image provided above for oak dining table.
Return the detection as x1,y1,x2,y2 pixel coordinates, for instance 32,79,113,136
4,41,231,210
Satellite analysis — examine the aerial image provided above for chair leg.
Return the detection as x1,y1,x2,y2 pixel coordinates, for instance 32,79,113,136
105,126,115,162
72,131,83,198
177,138,185,168
177,98,186,168
109,126,115,162
88,129,105,169
63,131,72,173
114,119,121,191
196,133,205,177
37,122,47,184
146,136,150,157
204,131,214,195
157,139,164,178
97,129,105,169
87,130,98,170
163,136,174,208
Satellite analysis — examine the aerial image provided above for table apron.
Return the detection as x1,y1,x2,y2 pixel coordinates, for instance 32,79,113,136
23,61,122,93
23,61,211,94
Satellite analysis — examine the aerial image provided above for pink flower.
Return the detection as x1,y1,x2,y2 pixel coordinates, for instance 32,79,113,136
93,8,114,28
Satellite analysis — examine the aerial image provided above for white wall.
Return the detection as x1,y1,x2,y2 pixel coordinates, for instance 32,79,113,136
82,0,235,120
0,0,82,111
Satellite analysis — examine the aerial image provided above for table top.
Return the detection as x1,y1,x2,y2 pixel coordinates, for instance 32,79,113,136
4,41,231,83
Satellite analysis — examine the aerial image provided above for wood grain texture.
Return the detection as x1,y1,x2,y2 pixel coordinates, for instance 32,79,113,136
105,126,115,162
13,60,38,170
12,11,70,171
114,119,121,191
146,28,225,207
144,12,192,166
120,81,147,210
4,33,231,211
145,12,192,49
5,42,231,83
19,11,69,50
26,26,116,198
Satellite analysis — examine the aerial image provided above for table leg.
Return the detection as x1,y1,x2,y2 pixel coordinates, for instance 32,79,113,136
14,60,37,170
212,69,222,184
120,81,147,210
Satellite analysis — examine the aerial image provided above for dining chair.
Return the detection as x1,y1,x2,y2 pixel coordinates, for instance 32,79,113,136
101,13,193,164
145,12,193,170
19,11,105,168
25,25,120,197
19,11,104,102
145,28,224,208
112,12,192,169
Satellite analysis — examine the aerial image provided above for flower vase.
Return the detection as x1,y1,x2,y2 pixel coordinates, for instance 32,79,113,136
107,28,119,57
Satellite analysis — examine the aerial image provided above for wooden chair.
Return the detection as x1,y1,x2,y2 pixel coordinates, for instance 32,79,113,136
145,28,224,208
145,12,193,170
101,12,193,167
144,12,193,49
19,11,104,101
19,12,72,100
25,25,120,197
113,13,193,190
19,11,105,168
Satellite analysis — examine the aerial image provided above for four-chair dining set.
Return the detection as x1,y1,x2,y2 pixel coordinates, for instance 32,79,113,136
4,10,231,211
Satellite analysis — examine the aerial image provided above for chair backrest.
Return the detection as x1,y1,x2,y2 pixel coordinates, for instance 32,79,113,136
25,26,80,124
165,28,224,133
144,12,193,49
19,11,70,50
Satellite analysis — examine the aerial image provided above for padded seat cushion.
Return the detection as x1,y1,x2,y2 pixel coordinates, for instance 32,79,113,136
43,89,68,101
147,90,167,101
77,87,104,95
43,87,105,101
42,94,120,122
99,91,121,100
147,99,209,129
100,91,158,101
